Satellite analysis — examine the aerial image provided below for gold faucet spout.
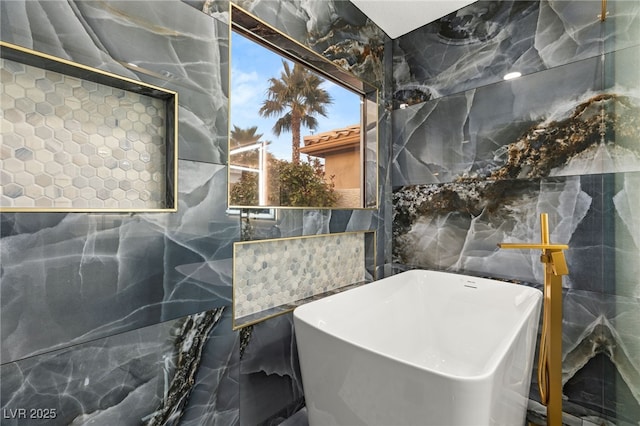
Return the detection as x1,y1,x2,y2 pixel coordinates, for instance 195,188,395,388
497,243,568,251
498,242,569,276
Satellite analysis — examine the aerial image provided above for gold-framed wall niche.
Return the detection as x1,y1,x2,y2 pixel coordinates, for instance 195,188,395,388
232,230,376,328
1,41,178,212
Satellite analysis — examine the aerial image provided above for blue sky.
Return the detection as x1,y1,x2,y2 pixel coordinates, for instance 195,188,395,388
231,31,362,161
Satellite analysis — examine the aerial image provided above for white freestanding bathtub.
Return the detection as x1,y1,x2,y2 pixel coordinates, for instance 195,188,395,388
293,269,542,426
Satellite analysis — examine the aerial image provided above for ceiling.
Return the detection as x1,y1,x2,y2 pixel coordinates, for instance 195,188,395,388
349,0,477,39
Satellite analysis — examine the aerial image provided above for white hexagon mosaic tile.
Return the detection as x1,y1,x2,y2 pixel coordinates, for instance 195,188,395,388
233,232,366,319
1,58,167,209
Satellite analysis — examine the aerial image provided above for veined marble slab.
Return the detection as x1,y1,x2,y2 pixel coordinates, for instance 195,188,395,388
0,160,236,364
393,0,640,107
392,49,640,187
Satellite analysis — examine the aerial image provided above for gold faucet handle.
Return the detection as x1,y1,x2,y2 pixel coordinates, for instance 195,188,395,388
549,251,569,276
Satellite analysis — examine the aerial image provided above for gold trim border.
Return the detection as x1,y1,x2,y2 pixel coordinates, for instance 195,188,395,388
227,4,379,211
0,41,179,213
232,230,377,329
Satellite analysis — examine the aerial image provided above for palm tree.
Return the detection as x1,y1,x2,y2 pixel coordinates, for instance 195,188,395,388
230,125,262,148
259,61,333,164
230,125,263,168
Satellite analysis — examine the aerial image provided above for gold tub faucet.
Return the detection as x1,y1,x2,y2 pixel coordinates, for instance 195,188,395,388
498,213,569,426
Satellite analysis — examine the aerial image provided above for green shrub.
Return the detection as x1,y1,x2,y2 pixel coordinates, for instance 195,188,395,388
230,159,336,207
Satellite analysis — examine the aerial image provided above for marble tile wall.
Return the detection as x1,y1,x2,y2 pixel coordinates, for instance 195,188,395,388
391,0,640,423
392,46,640,187
238,314,303,426
393,0,640,107
0,0,391,425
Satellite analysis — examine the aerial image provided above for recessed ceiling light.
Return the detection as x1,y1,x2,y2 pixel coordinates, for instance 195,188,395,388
503,71,522,80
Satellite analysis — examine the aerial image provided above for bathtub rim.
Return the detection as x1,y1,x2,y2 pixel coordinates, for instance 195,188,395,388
293,268,543,382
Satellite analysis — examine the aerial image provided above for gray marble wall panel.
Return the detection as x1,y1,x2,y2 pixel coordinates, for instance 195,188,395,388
393,0,640,107
1,317,175,425
173,309,240,426
392,171,638,293
562,289,640,423
393,176,589,283
0,308,239,425
1,160,234,363
393,48,640,187
612,172,640,299
606,44,640,90
239,313,303,425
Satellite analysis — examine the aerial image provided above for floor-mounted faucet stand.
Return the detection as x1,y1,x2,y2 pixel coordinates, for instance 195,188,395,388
498,213,569,426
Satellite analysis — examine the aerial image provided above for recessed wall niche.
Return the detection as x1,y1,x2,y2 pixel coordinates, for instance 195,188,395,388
233,231,374,328
0,41,178,211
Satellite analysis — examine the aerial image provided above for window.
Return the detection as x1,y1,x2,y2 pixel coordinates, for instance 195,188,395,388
229,5,377,209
